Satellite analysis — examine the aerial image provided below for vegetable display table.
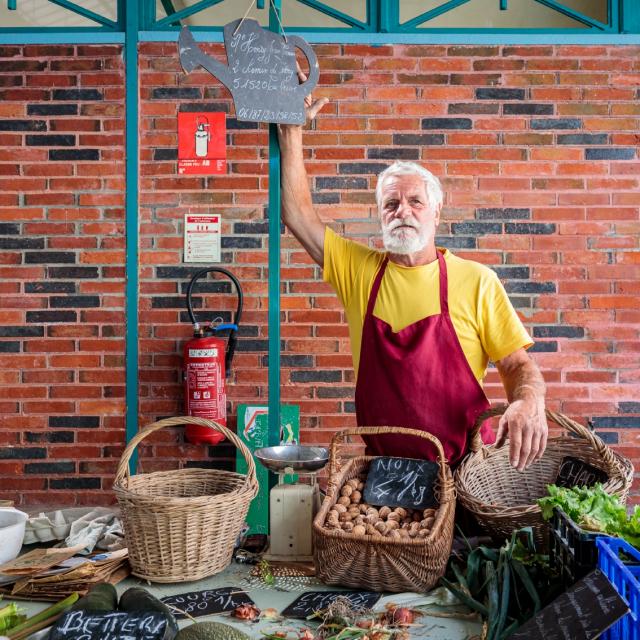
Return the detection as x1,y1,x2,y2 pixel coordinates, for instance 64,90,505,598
9,560,481,640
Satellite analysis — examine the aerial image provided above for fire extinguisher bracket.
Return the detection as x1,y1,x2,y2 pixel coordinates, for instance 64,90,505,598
183,268,243,445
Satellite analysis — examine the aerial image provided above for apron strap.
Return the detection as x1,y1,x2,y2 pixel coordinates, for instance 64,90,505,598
437,250,449,315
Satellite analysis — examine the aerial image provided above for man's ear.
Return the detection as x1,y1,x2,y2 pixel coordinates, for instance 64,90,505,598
434,203,442,226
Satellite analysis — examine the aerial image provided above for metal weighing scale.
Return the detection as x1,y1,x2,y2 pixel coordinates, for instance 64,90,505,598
255,445,329,562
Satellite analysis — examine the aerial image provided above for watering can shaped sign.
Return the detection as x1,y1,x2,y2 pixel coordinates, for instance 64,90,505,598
179,19,319,125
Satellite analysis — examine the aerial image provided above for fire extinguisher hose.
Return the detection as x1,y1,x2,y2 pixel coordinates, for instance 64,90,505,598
186,267,243,378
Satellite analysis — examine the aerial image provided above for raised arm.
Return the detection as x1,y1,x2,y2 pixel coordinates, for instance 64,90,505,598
494,348,547,471
277,68,328,267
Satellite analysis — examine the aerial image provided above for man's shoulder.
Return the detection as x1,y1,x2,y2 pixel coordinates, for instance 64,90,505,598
444,249,498,284
327,227,382,261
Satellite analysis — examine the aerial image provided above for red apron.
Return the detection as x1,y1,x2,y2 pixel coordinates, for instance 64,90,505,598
355,251,495,464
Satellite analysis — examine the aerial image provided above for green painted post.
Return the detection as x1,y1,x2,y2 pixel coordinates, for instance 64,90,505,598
124,0,140,473
378,0,397,32
621,0,640,32
267,0,282,447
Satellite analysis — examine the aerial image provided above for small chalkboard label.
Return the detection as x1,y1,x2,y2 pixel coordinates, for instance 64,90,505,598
362,457,439,510
281,591,381,620
160,587,254,619
509,570,628,640
51,610,167,640
555,456,608,489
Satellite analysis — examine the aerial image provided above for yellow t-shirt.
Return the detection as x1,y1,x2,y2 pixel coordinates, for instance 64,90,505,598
323,227,533,382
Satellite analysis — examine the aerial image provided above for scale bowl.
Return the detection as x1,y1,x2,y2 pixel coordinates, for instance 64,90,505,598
254,445,329,473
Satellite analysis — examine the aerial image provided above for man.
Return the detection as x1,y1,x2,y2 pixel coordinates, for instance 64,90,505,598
278,84,547,472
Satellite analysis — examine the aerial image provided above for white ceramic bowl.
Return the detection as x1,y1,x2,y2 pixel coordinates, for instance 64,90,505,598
0,508,28,565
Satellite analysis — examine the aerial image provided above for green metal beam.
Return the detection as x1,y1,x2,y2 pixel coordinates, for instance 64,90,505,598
400,0,471,31
48,0,118,29
268,0,282,448
621,0,640,32
533,0,611,31
124,0,140,474
157,0,180,28
154,0,226,28
160,0,177,18
295,0,369,30
136,29,640,43
0,31,125,42
376,0,394,33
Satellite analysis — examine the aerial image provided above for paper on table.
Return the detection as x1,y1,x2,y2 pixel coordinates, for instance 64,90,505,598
2,552,130,601
0,547,84,575
374,587,461,611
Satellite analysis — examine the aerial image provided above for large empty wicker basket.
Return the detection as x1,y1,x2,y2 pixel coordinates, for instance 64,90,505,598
113,416,258,583
455,405,633,545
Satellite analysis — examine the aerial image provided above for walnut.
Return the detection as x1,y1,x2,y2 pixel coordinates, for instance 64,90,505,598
378,506,392,519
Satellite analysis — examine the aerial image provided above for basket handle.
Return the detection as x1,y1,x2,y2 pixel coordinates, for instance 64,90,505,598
468,404,626,478
113,416,257,489
327,425,451,496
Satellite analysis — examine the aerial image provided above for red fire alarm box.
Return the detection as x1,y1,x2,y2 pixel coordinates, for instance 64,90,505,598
178,111,226,175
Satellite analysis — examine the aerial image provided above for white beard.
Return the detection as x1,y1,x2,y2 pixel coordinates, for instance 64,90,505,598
381,220,428,255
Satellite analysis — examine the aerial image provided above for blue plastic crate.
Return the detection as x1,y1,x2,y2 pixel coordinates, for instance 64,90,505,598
597,536,640,640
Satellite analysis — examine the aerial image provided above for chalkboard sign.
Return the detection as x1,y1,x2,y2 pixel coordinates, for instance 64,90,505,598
160,587,254,619
509,570,628,640
555,456,608,489
51,610,167,640
281,591,381,619
362,457,439,510
179,19,319,125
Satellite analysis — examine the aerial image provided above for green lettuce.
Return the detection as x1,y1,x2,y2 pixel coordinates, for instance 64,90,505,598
538,483,640,548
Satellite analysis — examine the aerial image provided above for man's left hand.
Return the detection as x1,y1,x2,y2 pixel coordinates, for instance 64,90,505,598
494,398,547,471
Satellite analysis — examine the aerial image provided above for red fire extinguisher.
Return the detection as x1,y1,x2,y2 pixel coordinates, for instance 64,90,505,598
183,267,243,445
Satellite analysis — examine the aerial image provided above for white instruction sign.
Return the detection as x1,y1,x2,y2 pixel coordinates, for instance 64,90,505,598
184,214,221,263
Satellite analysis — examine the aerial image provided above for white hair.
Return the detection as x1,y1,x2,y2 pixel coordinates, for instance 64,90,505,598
375,161,443,213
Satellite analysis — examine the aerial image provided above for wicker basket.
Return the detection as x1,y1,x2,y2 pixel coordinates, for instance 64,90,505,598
313,426,455,593
113,416,258,583
455,405,633,545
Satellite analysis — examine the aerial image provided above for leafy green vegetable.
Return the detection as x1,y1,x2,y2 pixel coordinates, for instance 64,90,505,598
441,528,560,639
0,603,26,633
538,483,640,548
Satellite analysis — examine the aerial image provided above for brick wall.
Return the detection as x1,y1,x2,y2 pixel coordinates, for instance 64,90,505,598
1,42,639,505
0,44,126,504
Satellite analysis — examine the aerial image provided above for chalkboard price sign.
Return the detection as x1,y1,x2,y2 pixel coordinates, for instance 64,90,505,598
281,591,381,620
509,570,627,640
362,457,439,510
51,610,167,640
555,456,608,489
161,587,254,619
179,19,319,125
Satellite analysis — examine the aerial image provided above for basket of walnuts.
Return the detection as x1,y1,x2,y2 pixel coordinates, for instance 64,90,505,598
313,426,455,593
